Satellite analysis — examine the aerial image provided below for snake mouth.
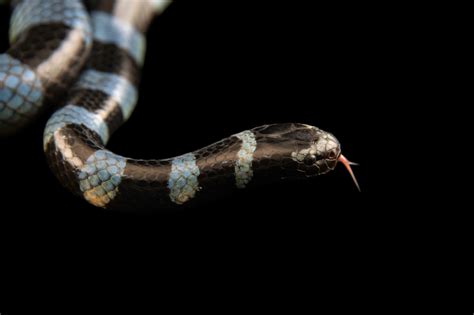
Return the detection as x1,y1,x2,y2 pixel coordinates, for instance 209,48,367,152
338,154,361,192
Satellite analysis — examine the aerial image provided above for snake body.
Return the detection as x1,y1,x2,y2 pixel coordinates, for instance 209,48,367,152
0,0,355,210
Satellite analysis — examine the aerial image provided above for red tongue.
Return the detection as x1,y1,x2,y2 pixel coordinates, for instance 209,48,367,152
338,155,361,192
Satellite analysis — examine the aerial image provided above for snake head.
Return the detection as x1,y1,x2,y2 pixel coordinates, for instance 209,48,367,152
289,124,360,191
290,125,341,175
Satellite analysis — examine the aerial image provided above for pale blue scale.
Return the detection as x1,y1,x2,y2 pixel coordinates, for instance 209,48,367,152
95,151,106,160
17,83,31,97
176,178,186,188
94,186,106,197
8,95,23,109
10,66,23,75
80,181,91,191
78,150,127,208
64,10,75,19
23,70,35,81
107,165,118,174
83,164,96,175
107,158,118,165
102,181,115,192
5,76,19,89
27,90,42,103
0,89,12,102
89,175,100,187
96,160,107,169
111,175,121,186
98,170,110,181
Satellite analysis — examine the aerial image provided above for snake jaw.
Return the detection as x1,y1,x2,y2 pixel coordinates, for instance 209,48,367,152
338,154,361,192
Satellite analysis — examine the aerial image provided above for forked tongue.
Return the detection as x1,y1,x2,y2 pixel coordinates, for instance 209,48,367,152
338,154,361,192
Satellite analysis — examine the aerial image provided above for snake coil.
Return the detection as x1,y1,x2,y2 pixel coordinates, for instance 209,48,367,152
0,0,359,210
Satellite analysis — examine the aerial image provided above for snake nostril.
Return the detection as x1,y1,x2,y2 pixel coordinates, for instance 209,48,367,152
328,150,336,159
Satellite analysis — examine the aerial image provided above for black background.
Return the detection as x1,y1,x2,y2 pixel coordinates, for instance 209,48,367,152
0,2,390,235
0,1,448,310
0,1,402,306
0,1,378,216
1,3,462,313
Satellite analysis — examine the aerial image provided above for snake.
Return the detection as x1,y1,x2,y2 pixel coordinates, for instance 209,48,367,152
0,0,360,210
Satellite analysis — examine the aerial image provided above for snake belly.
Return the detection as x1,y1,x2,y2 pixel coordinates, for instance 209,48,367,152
2,0,345,210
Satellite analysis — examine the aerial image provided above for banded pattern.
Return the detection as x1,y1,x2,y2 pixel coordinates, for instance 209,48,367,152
91,12,145,65
0,0,351,210
44,0,159,208
0,0,92,135
43,1,146,152
44,104,109,149
74,70,137,120
9,0,91,43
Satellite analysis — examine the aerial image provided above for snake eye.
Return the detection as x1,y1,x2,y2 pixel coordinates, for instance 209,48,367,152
303,155,316,165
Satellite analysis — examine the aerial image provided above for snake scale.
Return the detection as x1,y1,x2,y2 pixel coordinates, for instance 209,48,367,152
0,0,359,210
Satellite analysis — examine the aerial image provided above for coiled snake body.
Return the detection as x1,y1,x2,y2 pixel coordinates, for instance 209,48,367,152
0,0,359,210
